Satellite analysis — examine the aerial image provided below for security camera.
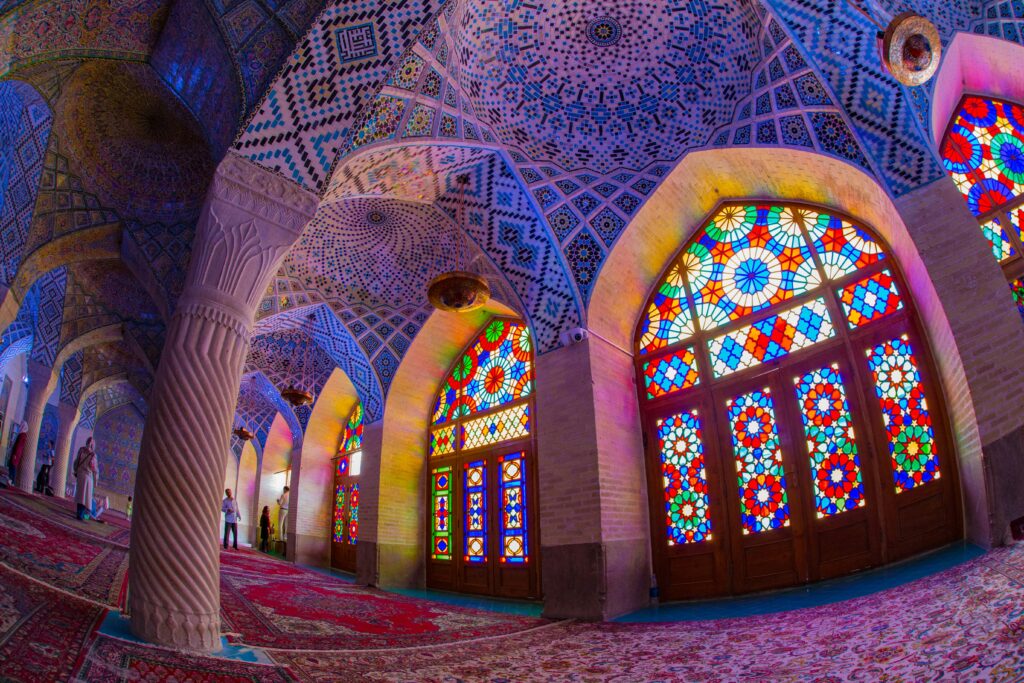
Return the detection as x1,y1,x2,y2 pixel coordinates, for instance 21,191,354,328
561,327,589,346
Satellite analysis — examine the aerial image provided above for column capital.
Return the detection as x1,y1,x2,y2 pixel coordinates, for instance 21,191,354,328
183,154,318,333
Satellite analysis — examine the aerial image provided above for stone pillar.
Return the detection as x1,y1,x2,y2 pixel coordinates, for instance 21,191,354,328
15,360,54,491
534,336,650,620
49,402,79,498
128,153,315,651
893,178,1024,546
354,422,400,586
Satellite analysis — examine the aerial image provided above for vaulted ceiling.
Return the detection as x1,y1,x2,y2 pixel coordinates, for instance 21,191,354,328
0,0,1019,444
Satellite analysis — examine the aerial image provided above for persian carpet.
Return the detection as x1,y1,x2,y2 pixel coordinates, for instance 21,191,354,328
0,564,105,683
72,634,298,682
0,488,131,545
220,548,313,579
0,492,129,606
274,544,1024,681
219,552,547,651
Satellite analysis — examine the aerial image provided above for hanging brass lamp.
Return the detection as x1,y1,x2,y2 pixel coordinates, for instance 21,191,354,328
844,1,941,87
280,313,316,407
427,173,490,313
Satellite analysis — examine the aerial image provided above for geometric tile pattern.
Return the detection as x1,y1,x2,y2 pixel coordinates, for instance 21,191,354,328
236,371,302,449
59,349,84,407
710,4,871,174
93,403,144,497
765,0,953,196
235,0,439,190
0,81,51,287
28,266,66,368
641,346,700,400
839,269,904,328
456,0,761,173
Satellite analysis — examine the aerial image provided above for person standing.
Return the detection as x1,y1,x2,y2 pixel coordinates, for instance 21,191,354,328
35,440,55,493
277,485,290,542
126,495,133,519
6,422,27,484
72,437,98,520
222,489,240,550
259,505,271,552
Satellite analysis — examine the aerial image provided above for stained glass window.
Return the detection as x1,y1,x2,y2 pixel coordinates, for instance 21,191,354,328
464,461,487,563
727,389,790,534
461,404,530,450
336,454,349,477
839,270,904,328
794,366,865,517
867,336,941,493
499,452,528,564
707,297,835,377
332,484,346,543
657,410,711,544
941,96,1024,215
642,347,700,399
347,484,359,545
431,466,452,560
1011,277,1024,323
430,424,456,457
342,402,364,452
431,319,533,425
638,262,694,355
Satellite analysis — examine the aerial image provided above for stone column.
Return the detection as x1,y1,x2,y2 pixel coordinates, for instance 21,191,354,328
534,336,651,620
49,402,79,498
15,360,54,491
128,153,316,651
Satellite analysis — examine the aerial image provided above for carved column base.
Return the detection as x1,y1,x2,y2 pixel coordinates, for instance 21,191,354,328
130,592,221,652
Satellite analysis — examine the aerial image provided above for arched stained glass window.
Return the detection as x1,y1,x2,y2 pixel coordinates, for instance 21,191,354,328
331,401,363,572
636,203,959,601
941,95,1024,319
427,317,538,599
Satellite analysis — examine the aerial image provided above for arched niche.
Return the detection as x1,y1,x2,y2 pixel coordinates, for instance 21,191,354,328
258,412,296,550
291,367,359,567
363,299,517,588
590,146,995,546
237,439,260,545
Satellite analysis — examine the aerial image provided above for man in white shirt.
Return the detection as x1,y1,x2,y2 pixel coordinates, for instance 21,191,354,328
277,486,290,542
222,489,240,550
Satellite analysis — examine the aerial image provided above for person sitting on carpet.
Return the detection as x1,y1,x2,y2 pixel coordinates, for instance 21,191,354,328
72,437,98,520
6,422,27,485
34,439,54,494
222,489,240,550
259,505,271,552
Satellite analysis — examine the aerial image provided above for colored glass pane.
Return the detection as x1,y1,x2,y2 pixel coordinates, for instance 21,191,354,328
336,454,349,477
1008,205,1024,244
431,466,452,560
708,297,835,378
342,402,364,452
727,389,790,534
839,269,904,328
941,96,1024,215
347,484,359,545
464,461,487,563
332,484,346,543
685,205,817,330
499,452,528,564
431,320,533,425
794,366,866,517
349,451,362,477
430,424,456,457
657,410,711,544
642,346,700,399
803,210,885,279
461,403,531,450
1011,277,1024,323
638,262,694,355
866,336,941,493
980,216,1015,262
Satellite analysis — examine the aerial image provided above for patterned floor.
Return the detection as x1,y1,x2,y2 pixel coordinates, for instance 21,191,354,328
2,487,1023,681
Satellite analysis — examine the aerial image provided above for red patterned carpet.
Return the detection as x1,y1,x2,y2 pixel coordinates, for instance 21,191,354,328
220,549,548,650
0,564,104,682
1,487,1022,681
272,544,1024,681
0,490,129,607
1,488,132,545
74,635,296,682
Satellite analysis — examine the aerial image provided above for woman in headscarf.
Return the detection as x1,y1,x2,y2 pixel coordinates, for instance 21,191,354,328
6,421,27,485
73,437,98,520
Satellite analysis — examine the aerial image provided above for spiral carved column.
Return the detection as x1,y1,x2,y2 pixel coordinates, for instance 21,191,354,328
16,360,55,491
128,153,315,651
49,402,79,498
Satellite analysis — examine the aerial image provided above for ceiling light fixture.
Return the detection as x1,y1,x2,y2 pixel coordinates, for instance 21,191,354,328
280,314,316,407
845,1,941,87
427,173,491,313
